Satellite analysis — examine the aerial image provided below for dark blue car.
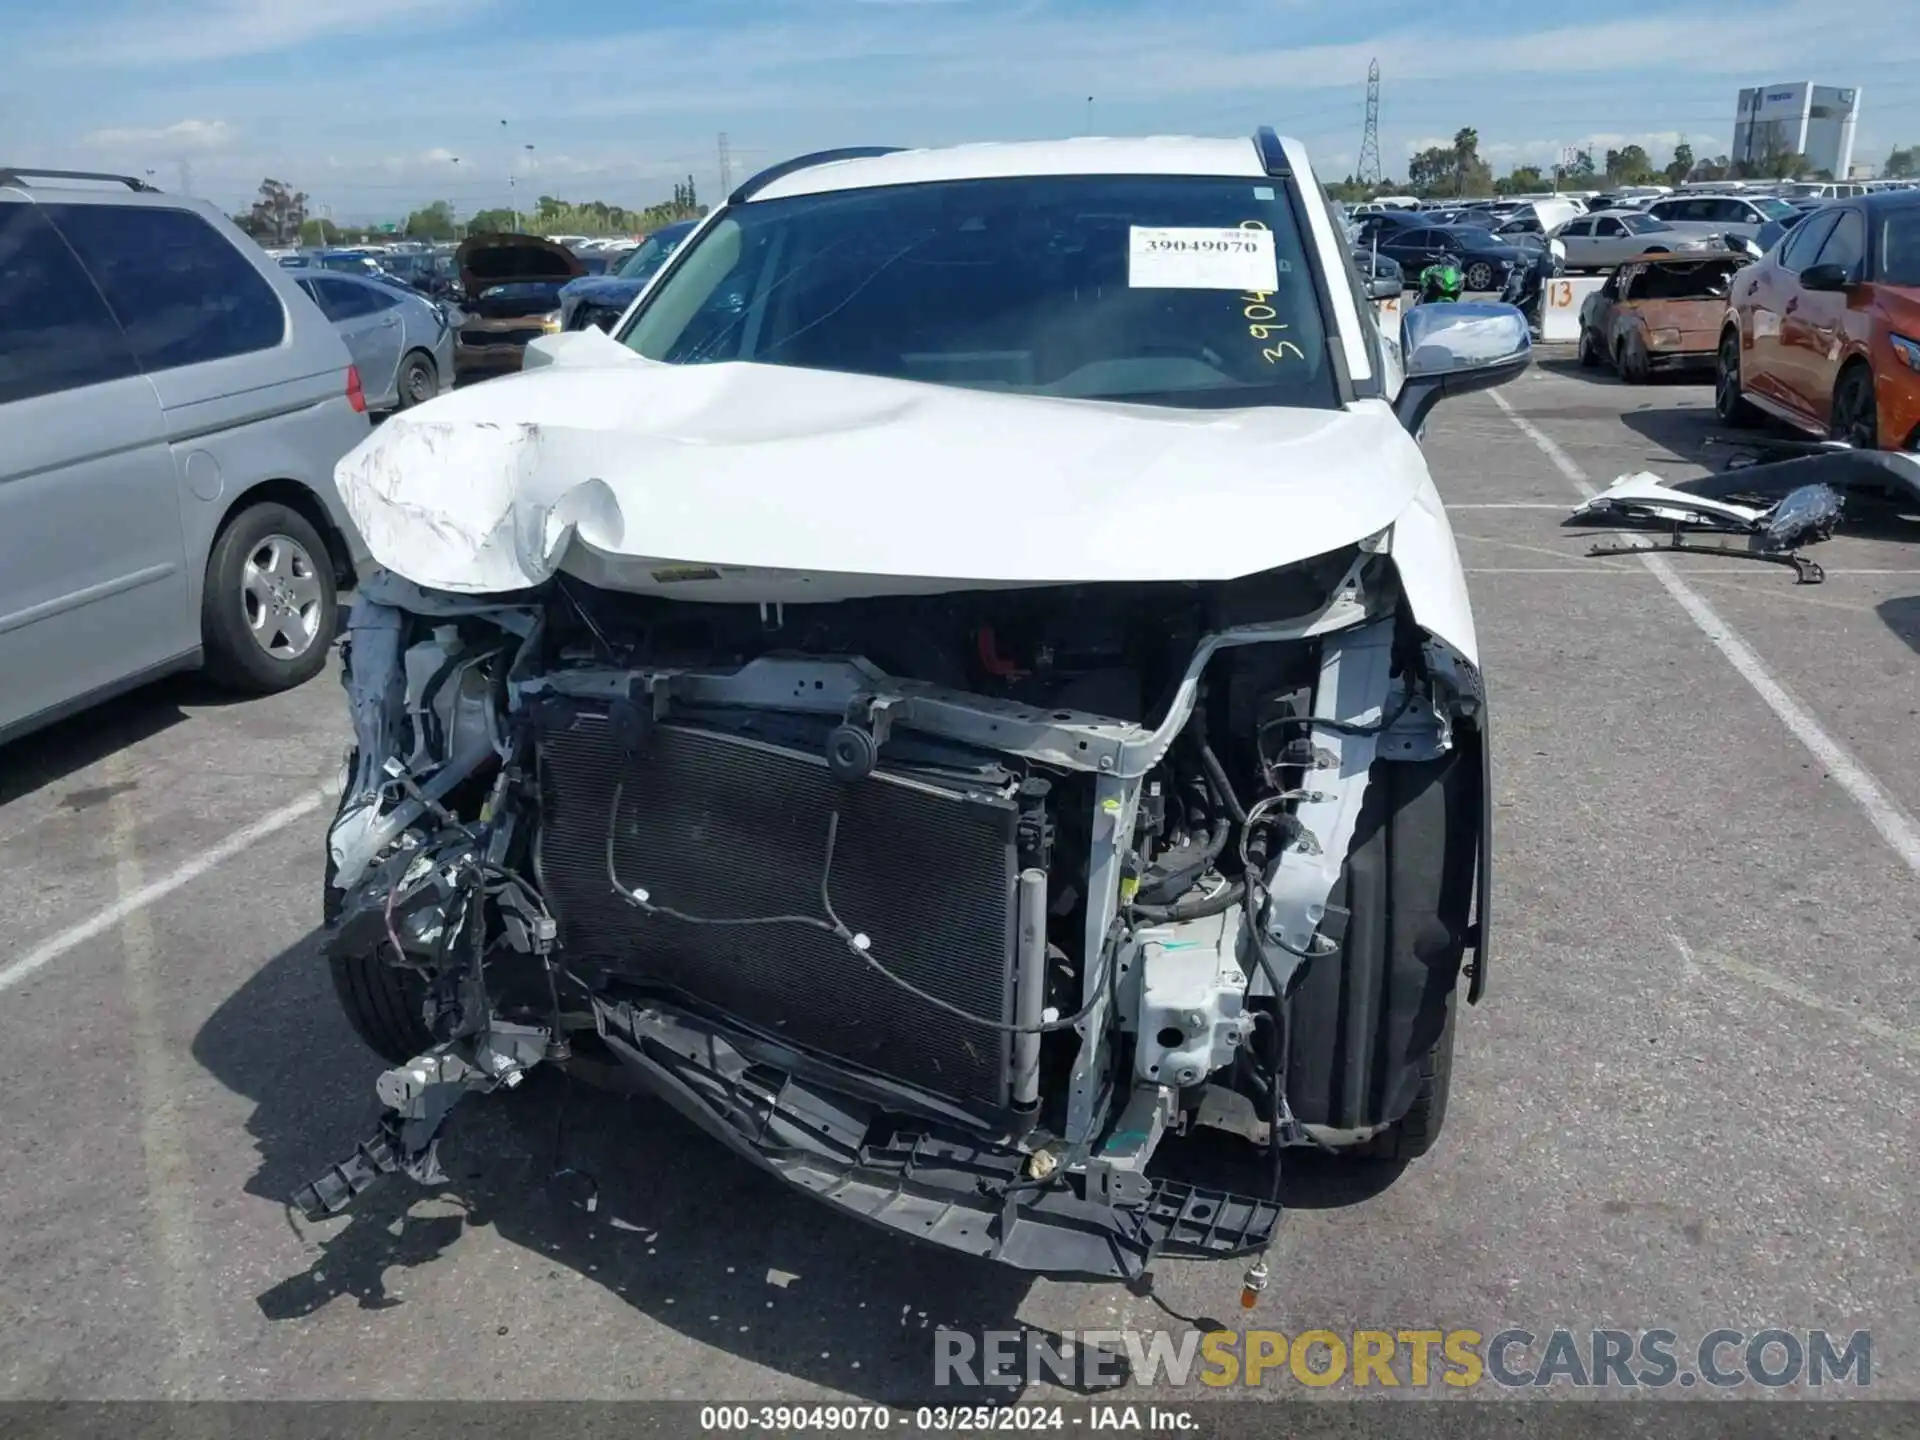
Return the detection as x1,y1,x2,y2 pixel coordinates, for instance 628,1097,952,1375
556,219,700,332
1371,223,1528,293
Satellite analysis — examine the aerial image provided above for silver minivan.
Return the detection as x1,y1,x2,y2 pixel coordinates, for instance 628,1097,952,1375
0,168,372,745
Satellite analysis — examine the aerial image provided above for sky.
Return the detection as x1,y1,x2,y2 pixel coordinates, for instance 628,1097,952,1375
8,0,1920,223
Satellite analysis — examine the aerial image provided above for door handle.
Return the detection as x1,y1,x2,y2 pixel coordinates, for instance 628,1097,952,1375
381,317,399,328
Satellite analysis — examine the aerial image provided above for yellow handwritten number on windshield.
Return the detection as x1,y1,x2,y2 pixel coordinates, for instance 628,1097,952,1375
1236,220,1305,363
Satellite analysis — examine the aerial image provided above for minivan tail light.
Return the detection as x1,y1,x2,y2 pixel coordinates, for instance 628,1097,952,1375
346,365,367,413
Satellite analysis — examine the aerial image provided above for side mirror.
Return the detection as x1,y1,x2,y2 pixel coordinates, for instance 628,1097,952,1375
1394,301,1532,435
1800,262,1851,292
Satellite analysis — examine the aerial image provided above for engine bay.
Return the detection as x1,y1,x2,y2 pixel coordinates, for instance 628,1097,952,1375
309,548,1486,1282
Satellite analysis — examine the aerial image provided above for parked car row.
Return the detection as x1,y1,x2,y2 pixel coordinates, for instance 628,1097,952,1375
1574,189,1920,455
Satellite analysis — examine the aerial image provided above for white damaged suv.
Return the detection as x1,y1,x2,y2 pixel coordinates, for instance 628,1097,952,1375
307,133,1529,1288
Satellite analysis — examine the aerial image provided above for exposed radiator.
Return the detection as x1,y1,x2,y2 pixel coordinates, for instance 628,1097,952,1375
536,713,1021,1109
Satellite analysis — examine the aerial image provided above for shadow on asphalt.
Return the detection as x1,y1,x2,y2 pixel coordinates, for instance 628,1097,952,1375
0,672,265,808
192,929,1405,1403
1879,596,1920,655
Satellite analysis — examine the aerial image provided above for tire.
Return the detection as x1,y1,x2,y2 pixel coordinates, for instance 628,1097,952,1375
1830,363,1879,450
396,350,439,410
1286,746,1479,1164
201,502,337,693
1350,1004,1455,1161
323,799,434,1064
1618,333,1651,384
1577,327,1601,368
1464,261,1494,291
1714,327,1761,427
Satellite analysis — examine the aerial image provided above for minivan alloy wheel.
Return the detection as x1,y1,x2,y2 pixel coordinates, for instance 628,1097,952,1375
242,534,325,660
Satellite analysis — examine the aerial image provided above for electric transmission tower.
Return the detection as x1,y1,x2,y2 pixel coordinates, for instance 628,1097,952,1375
718,132,733,195
1357,59,1383,187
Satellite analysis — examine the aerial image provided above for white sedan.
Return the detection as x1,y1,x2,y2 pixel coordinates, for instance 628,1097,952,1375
1552,209,1714,271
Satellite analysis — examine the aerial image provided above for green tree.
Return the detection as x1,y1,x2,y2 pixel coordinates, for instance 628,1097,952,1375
298,217,340,246
1501,164,1545,194
1886,145,1917,179
1407,145,1455,196
403,200,458,240
1665,142,1694,185
468,207,519,233
246,178,308,246
1604,145,1654,184
1450,127,1485,195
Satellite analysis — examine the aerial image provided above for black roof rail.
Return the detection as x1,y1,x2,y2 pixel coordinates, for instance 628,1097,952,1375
0,167,160,192
729,147,905,206
1252,128,1292,179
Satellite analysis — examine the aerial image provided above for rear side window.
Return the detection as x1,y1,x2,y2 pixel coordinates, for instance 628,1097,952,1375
0,203,141,403
41,203,286,373
1878,211,1920,285
316,277,384,319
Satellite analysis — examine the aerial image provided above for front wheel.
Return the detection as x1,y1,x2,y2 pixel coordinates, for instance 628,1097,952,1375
1577,327,1601,368
1287,747,1479,1165
1348,1007,1455,1161
1830,364,1879,449
1464,261,1495,291
323,839,434,1064
1618,333,1652,384
201,502,337,692
1715,328,1761,428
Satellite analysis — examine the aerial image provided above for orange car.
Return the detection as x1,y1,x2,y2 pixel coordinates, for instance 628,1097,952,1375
1717,191,1920,449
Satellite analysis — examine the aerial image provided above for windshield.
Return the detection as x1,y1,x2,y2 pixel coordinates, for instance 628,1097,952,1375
1623,214,1668,233
620,175,1337,410
1751,197,1797,220
1880,211,1920,285
614,226,690,280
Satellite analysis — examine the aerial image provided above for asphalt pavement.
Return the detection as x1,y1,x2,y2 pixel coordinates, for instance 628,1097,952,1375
1,355,1916,1407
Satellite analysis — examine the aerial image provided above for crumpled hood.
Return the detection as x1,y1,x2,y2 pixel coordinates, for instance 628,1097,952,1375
331,349,1435,605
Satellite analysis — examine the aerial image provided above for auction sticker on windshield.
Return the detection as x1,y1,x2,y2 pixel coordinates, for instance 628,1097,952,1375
1129,226,1279,292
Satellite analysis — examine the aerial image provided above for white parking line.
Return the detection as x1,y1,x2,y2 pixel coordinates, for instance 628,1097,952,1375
1671,934,1920,1054
1492,390,1920,879
0,781,339,996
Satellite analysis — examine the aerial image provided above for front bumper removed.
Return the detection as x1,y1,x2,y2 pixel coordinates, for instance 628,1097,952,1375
593,996,1280,1282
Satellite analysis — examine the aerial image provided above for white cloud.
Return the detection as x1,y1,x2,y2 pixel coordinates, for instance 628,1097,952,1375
36,0,484,67
81,118,234,152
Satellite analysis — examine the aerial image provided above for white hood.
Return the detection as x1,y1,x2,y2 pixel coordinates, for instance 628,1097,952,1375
333,348,1435,606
